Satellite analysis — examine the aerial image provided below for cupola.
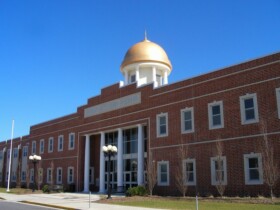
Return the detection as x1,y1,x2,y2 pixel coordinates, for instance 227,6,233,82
120,35,172,88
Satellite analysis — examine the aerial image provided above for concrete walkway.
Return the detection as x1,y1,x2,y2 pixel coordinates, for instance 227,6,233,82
0,192,161,210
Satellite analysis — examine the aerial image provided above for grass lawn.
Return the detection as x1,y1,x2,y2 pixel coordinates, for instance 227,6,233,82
98,196,280,210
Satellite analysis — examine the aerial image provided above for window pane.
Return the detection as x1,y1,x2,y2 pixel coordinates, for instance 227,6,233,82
161,174,167,182
249,158,258,168
184,120,191,130
212,105,220,115
187,172,194,182
244,98,254,109
161,164,167,173
213,115,221,126
184,111,191,120
160,125,166,134
249,169,259,180
160,116,166,125
245,109,255,120
186,162,193,172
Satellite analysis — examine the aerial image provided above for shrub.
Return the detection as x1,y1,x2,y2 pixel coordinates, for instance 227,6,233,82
42,185,50,193
126,186,148,197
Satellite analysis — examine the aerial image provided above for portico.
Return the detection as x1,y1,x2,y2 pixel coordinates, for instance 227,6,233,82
83,124,147,193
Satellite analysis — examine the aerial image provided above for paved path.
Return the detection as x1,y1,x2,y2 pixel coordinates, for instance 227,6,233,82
0,192,161,210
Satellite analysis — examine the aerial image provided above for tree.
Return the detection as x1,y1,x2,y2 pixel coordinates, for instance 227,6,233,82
214,141,226,197
174,144,188,197
259,119,280,199
146,151,157,196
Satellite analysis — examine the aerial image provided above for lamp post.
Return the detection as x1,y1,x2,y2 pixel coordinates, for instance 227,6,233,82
29,154,41,192
102,144,117,199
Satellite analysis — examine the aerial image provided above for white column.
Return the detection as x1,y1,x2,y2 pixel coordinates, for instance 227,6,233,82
83,135,90,192
152,66,158,88
124,71,128,85
163,70,168,85
99,132,105,193
137,124,144,185
117,128,123,192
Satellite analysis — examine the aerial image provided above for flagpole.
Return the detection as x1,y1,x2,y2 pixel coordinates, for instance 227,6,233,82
7,120,14,192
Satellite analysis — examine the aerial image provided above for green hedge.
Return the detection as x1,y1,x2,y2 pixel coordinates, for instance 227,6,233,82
126,186,148,197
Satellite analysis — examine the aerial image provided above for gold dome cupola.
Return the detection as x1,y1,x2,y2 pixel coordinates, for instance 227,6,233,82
120,35,172,88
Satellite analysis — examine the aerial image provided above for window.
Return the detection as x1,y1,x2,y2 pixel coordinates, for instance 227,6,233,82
48,137,54,153
32,141,36,154
40,139,44,154
30,169,34,183
130,74,136,83
181,107,194,133
89,167,94,184
13,148,18,158
47,168,52,184
183,159,196,185
156,74,163,86
23,146,28,157
21,171,26,182
276,88,280,119
0,152,2,160
58,135,64,152
211,156,227,185
68,133,75,150
68,167,74,183
208,101,224,129
157,161,169,186
244,153,263,185
12,171,16,181
157,113,168,137
38,168,43,183
57,168,62,184
240,93,259,124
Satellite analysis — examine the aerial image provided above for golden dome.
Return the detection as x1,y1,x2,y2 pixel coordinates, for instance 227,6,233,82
120,38,172,70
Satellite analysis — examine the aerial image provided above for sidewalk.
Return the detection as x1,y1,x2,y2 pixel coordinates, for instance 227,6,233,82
0,192,161,210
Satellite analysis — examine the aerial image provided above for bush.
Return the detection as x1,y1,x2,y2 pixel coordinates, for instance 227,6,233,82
42,185,50,193
126,186,148,197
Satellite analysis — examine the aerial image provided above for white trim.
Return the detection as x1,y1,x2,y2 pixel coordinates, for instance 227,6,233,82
181,107,194,133
157,161,169,186
276,87,280,119
56,167,63,184
58,135,64,152
240,93,259,125
183,158,196,186
244,153,263,185
210,156,227,185
68,133,75,150
39,139,44,154
156,113,168,137
48,137,54,153
208,101,224,129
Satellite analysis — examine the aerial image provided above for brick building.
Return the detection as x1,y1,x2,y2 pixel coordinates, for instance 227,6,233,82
0,37,279,196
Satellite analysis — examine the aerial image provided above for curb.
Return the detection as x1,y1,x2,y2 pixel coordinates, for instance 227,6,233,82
20,200,79,210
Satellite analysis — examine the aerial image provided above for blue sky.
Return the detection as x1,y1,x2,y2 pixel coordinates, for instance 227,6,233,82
0,0,279,141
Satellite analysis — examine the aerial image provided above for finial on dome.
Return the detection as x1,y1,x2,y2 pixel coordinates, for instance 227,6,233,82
144,30,148,41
